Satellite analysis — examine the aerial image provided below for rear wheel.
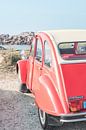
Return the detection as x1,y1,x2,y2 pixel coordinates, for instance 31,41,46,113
38,108,53,130
38,108,64,130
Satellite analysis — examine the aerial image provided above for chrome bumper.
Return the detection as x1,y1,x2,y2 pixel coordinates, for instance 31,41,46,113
60,112,86,122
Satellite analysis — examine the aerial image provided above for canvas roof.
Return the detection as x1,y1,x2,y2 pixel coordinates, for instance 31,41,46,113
44,30,86,43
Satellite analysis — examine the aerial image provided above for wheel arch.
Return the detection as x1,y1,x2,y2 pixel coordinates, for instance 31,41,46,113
16,59,27,84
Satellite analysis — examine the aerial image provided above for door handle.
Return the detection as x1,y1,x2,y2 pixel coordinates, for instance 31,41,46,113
39,67,42,70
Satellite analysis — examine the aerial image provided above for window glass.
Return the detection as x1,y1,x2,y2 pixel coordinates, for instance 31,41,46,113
58,42,86,60
29,38,35,57
35,39,42,62
44,41,52,67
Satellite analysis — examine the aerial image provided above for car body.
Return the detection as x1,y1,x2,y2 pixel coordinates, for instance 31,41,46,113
17,30,86,129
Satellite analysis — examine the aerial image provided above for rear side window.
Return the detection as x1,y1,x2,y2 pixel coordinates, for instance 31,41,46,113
29,38,35,57
35,39,42,62
44,41,52,67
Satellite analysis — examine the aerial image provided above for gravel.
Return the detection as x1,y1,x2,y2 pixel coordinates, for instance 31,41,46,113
0,71,86,130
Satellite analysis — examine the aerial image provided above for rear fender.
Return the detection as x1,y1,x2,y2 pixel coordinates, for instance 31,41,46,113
35,75,64,116
16,60,27,84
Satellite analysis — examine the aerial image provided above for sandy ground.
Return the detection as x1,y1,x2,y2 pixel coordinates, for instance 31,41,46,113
0,71,42,130
0,54,4,64
0,71,86,130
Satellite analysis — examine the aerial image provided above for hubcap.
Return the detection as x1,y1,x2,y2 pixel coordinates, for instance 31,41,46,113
39,109,46,125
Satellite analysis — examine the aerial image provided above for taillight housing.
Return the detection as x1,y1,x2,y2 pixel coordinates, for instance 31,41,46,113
68,96,86,112
69,100,83,112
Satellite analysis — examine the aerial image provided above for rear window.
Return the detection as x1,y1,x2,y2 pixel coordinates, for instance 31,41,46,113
58,42,86,60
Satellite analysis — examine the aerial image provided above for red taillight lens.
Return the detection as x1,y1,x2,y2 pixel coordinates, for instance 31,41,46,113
69,100,83,112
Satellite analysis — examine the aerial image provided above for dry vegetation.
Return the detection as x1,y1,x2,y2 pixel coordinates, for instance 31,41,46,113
0,50,29,72
0,50,19,71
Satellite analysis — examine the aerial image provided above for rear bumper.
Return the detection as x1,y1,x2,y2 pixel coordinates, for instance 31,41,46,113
60,112,86,122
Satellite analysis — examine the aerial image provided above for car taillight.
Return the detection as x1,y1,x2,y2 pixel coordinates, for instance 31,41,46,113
69,100,83,112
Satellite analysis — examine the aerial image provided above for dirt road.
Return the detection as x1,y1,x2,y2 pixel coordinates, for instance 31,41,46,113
0,71,86,130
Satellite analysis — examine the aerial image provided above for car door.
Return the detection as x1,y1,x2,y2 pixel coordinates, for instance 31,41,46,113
42,38,57,88
26,37,36,90
32,36,43,92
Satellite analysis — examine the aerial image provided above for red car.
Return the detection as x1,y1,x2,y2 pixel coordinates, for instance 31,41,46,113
17,30,86,130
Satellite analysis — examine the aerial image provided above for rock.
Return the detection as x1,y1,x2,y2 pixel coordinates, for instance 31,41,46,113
0,32,35,45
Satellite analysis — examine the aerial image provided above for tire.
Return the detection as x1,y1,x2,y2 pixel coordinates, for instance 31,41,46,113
38,108,53,130
19,83,29,93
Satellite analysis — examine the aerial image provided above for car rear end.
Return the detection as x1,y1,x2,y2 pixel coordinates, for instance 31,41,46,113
58,41,86,123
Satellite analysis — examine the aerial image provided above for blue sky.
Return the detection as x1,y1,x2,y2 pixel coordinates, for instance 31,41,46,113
0,0,86,34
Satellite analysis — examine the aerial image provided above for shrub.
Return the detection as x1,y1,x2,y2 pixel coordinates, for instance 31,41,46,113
0,50,21,66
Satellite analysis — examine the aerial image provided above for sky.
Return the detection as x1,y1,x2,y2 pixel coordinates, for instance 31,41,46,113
0,0,86,34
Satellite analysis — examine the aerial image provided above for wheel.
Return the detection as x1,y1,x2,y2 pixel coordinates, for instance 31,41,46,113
19,83,29,93
38,108,63,130
38,108,53,130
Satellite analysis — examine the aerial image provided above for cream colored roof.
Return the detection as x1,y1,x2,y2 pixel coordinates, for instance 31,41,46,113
43,30,86,43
